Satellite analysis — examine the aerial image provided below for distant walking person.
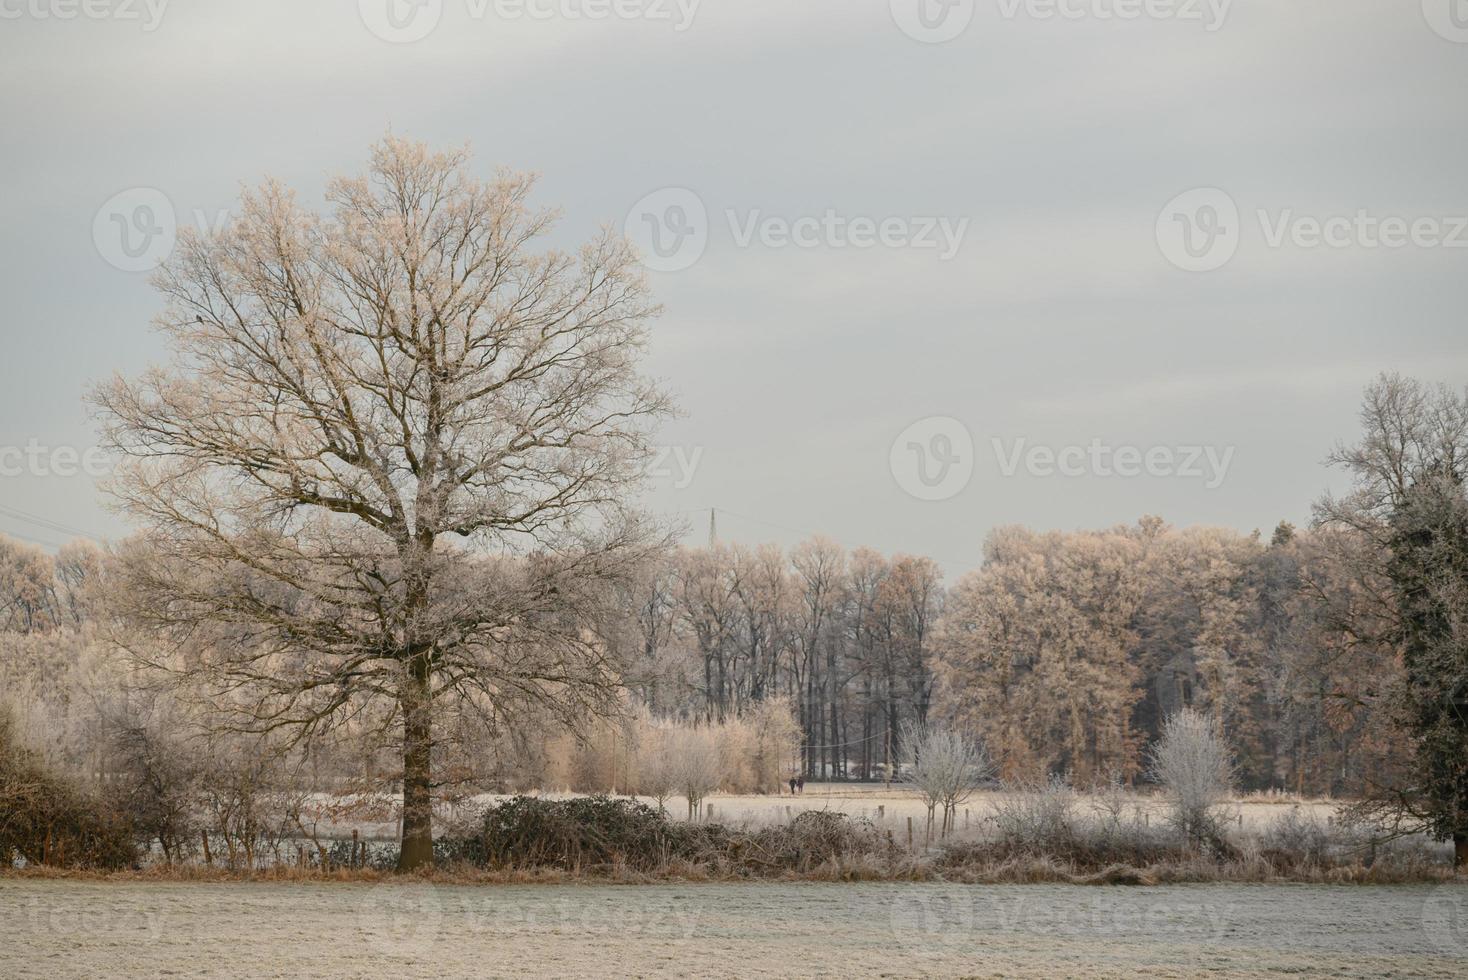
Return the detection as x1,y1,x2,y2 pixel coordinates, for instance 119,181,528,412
789,776,798,795
796,776,805,795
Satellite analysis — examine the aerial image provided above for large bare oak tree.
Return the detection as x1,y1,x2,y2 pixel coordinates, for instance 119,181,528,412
94,137,671,869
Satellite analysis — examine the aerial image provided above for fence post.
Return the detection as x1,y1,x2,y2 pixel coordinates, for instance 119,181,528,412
352,829,360,869
201,830,212,867
906,816,913,852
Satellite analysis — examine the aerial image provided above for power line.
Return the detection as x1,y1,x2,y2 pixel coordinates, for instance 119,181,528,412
799,730,886,751
0,503,107,543
0,525,74,550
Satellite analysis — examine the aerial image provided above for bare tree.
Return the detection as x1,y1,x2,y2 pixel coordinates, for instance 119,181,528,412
108,702,200,865
94,136,671,869
673,726,721,821
902,721,992,840
633,722,679,814
791,538,846,777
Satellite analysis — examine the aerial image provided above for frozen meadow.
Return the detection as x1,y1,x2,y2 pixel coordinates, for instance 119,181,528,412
2,878,1465,978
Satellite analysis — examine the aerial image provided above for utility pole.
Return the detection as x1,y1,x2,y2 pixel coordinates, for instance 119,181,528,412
708,508,718,547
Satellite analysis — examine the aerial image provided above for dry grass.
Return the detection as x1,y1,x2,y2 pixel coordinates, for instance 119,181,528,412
7,791,1457,887
7,847,1457,888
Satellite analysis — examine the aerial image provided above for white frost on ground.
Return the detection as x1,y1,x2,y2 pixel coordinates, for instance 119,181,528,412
2,880,1465,978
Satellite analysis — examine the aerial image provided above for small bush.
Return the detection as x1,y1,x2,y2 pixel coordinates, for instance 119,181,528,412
461,795,718,871
1149,709,1235,854
743,811,895,872
1258,807,1333,868
992,775,1078,852
0,710,138,869
942,776,1194,873
439,796,896,877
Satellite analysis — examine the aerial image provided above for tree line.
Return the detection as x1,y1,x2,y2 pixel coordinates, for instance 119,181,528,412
0,500,1424,801
613,516,1399,797
620,541,940,781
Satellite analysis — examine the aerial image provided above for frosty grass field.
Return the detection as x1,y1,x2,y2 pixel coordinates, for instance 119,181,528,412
3,879,1466,978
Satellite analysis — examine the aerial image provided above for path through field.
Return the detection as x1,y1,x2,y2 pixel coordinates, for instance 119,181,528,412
3,879,1466,978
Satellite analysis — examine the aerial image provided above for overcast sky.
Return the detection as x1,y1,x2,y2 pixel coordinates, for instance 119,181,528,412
1,0,1465,578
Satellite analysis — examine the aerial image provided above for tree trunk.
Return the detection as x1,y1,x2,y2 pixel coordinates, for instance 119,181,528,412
1455,832,1467,870
860,704,871,780
396,661,434,872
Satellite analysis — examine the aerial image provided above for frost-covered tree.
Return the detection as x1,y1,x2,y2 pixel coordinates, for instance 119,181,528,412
1318,374,1468,866
902,722,992,838
633,723,680,813
1149,708,1234,850
934,525,1144,782
94,136,670,870
673,726,721,820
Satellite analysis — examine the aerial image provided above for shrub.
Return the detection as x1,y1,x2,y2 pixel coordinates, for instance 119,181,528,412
992,775,1077,852
1149,709,1235,853
466,795,717,871
1258,806,1333,868
440,796,894,876
953,775,1194,872
744,811,894,872
0,709,138,869
108,716,199,865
